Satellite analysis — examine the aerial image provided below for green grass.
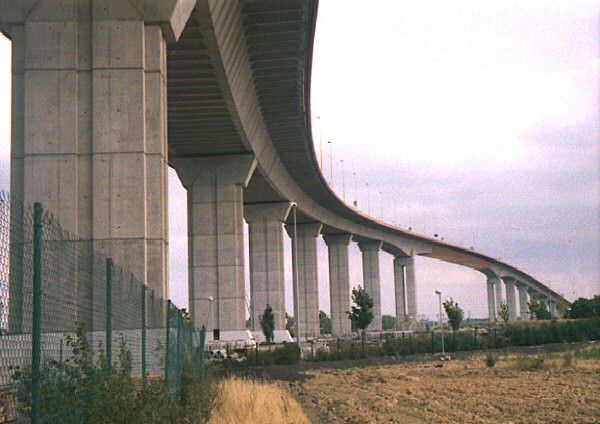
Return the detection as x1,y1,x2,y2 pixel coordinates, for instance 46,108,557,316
574,346,600,359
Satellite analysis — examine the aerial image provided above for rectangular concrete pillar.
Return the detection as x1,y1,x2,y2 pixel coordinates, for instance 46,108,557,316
517,283,529,320
493,276,504,315
393,258,407,328
358,240,383,331
486,277,497,321
503,277,518,321
394,256,417,328
1,0,194,332
245,202,291,332
285,222,322,340
323,234,352,335
173,155,256,332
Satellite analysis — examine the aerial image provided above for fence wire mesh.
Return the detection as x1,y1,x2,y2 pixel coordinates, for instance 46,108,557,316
0,192,196,423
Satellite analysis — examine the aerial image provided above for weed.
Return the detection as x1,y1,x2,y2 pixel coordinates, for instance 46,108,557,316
514,355,546,371
574,346,600,359
561,352,573,368
485,352,496,368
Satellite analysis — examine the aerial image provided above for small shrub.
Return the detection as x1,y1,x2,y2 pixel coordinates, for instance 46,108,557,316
561,352,573,368
485,353,496,368
514,355,546,371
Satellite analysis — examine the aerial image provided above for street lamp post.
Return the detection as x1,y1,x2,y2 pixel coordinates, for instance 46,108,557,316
328,140,333,188
316,115,323,172
291,203,301,349
353,172,358,209
340,159,346,201
435,290,445,354
366,182,370,215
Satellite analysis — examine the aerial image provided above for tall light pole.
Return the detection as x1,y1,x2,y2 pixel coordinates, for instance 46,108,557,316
366,182,370,215
435,290,445,354
204,296,214,329
340,159,346,201
291,203,301,348
316,115,323,172
379,191,383,221
328,139,333,188
353,172,358,209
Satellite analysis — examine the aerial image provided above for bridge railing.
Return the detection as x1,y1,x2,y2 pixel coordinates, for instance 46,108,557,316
0,191,196,423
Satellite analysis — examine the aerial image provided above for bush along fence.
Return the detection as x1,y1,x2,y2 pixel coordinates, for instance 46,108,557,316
220,318,600,369
0,193,204,423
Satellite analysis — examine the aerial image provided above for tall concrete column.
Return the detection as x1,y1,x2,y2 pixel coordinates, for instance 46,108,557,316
394,256,416,328
492,276,503,314
502,277,518,321
358,240,383,331
486,277,497,321
1,0,194,332
323,234,352,335
285,222,322,339
517,283,529,320
173,155,257,333
548,299,557,318
245,202,291,332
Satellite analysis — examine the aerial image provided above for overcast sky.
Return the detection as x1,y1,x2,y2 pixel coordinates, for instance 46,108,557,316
1,1,599,321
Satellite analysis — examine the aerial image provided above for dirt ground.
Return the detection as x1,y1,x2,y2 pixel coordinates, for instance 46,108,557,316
288,353,600,424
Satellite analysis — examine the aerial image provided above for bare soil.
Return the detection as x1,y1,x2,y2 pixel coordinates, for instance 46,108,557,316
288,354,600,424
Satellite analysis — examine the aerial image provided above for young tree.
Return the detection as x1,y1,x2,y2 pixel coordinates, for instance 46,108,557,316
382,314,396,331
498,302,510,324
443,298,464,351
259,304,275,348
443,298,464,332
567,295,600,319
319,310,332,335
285,313,295,338
347,286,374,356
528,295,551,320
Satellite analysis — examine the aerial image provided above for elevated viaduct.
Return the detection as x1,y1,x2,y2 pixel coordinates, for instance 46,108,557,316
1,0,563,339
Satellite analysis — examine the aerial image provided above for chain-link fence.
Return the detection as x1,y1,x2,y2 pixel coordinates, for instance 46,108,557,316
0,192,198,423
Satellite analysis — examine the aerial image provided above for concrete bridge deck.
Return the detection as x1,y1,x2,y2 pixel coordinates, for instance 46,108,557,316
0,0,564,339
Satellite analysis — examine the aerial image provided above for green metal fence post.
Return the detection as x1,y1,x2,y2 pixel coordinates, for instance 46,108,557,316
31,202,43,424
106,258,113,371
165,299,172,389
176,310,183,399
141,284,147,386
199,325,206,372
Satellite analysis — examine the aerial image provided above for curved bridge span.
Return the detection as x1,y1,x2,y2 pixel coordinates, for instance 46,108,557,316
1,0,563,338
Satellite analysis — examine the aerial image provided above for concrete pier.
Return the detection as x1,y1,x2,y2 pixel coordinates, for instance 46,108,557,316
517,283,529,319
493,276,504,314
503,277,518,321
394,256,417,328
245,202,291,332
486,277,497,321
173,155,256,333
285,223,322,339
323,234,352,335
358,241,383,331
1,1,194,330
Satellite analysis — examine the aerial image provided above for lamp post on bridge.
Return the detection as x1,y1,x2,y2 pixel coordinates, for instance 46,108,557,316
340,159,346,202
328,140,333,188
353,172,358,210
366,182,370,215
316,115,323,172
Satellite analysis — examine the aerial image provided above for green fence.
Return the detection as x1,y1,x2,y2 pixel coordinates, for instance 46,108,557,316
0,192,197,423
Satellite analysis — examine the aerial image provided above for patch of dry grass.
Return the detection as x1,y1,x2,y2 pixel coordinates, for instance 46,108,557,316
208,376,310,424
